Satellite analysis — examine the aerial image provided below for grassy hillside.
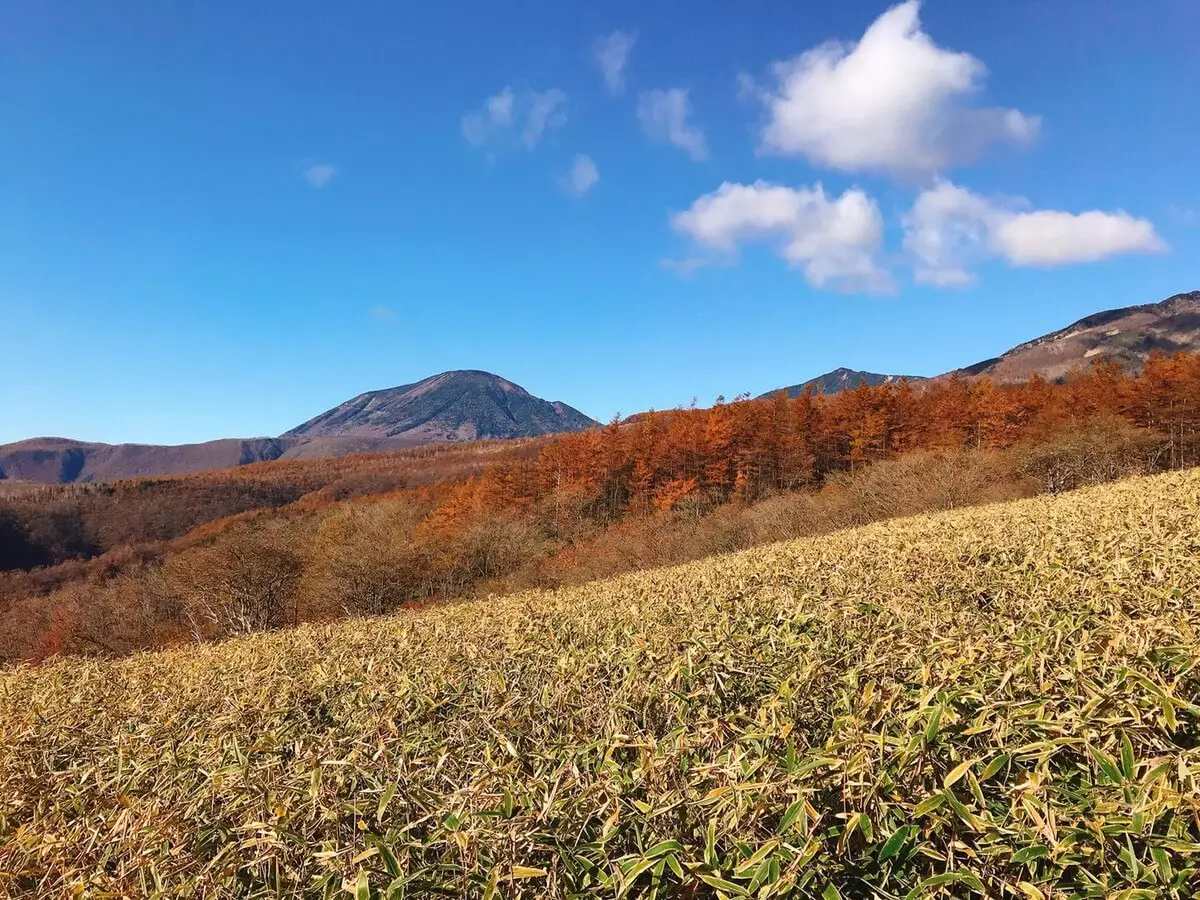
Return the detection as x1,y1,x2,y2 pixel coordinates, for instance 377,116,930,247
2,471,1199,897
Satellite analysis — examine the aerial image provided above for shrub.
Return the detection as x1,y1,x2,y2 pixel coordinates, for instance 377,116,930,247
164,523,305,639
1015,416,1168,493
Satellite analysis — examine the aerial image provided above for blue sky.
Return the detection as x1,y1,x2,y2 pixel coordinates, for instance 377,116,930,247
2,0,1197,444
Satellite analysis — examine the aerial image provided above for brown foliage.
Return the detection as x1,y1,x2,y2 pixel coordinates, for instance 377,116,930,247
5,353,1200,663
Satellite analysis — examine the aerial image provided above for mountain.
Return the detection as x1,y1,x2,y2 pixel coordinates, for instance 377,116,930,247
283,370,596,443
7,292,1200,486
758,367,927,399
0,437,289,485
759,290,1200,398
0,371,596,484
958,290,1200,382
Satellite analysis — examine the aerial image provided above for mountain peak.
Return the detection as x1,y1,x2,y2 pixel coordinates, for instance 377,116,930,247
758,368,926,399
284,371,595,443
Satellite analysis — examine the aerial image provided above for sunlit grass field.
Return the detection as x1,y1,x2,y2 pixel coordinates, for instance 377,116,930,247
3,470,1199,898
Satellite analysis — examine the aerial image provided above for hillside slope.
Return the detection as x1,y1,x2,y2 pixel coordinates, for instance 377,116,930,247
285,370,596,443
760,289,1199,397
1,371,594,484
960,289,1200,382
4,470,1198,896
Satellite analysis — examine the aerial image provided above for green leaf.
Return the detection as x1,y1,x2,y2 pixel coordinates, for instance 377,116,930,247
913,793,947,817
925,705,944,744
644,840,683,859
698,872,749,896
618,857,658,898
979,753,1010,782
1012,845,1050,864
1089,746,1123,783
748,858,772,893
879,825,911,862
665,854,685,880
778,799,806,834
705,818,718,868
733,841,777,878
1150,846,1173,882
904,871,985,899
943,758,977,789
375,841,402,877
376,782,397,823
1121,731,1135,780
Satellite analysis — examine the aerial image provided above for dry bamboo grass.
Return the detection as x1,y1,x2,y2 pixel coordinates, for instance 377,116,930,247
2,470,1200,898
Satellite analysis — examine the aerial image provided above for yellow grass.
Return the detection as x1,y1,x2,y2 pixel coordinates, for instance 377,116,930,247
2,470,1200,898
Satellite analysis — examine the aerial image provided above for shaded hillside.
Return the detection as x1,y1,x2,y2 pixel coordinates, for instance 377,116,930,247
759,367,926,398
285,370,595,443
960,290,1200,382
0,437,548,588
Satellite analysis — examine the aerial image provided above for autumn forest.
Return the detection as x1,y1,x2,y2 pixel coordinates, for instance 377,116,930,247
3,352,1200,664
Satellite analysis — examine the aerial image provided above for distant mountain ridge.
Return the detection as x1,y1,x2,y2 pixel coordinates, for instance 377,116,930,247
760,290,1200,398
0,437,290,485
0,371,595,484
758,368,927,399
5,291,1199,485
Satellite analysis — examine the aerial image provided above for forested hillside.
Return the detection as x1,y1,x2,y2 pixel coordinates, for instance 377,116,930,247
2,353,1199,663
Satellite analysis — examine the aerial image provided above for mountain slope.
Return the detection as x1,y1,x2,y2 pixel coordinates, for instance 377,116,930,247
1,371,594,484
284,370,596,442
5,470,1198,894
759,367,926,399
0,437,289,484
959,289,1200,382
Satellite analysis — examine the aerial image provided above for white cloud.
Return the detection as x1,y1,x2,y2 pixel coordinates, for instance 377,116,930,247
904,179,1167,285
756,0,1039,176
735,72,759,104
560,154,599,197
370,305,397,321
523,89,568,149
1168,204,1197,226
637,89,708,161
486,87,515,126
462,87,567,152
672,180,891,293
595,30,636,95
659,257,711,278
303,164,337,189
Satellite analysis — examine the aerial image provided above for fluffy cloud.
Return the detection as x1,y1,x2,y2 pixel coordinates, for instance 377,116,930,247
755,0,1039,176
637,89,708,161
559,154,599,197
303,164,337,188
462,87,567,151
595,30,636,95
672,180,891,292
904,179,1168,286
